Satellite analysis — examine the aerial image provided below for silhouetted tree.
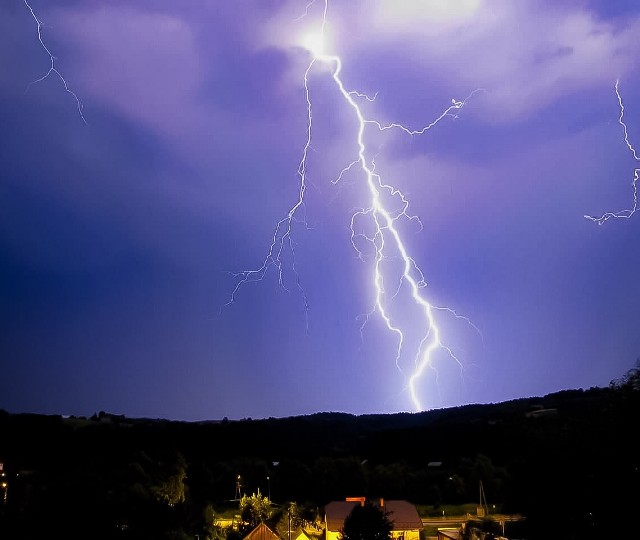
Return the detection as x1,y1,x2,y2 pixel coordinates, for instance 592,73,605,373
340,501,393,540
610,358,640,391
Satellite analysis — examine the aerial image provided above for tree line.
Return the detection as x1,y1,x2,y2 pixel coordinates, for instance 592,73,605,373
0,367,638,539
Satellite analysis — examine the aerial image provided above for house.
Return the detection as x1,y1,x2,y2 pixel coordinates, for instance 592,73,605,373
524,408,557,419
292,529,313,540
324,498,423,540
436,528,461,540
291,528,313,540
243,522,281,540
383,499,423,540
325,500,359,540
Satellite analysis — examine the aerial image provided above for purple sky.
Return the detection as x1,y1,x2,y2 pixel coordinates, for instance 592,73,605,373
1,0,639,421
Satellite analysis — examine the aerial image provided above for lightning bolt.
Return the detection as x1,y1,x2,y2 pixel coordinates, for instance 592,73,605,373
584,79,639,225
23,0,86,123
227,0,482,411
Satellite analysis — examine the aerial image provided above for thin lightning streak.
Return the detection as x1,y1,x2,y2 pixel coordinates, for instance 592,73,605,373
350,90,379,102
367,93,484,137
294,0,319,22
584,79,639,225
224,33,318,331
227,0,481,411
23,0,86,124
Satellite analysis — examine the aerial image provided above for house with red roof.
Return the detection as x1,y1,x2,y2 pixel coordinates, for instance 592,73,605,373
324,498,423,540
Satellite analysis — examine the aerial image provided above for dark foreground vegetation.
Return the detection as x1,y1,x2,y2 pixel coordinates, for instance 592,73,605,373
0,368,638,540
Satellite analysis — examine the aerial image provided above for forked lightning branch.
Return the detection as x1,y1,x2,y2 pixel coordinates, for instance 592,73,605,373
228,0,481,411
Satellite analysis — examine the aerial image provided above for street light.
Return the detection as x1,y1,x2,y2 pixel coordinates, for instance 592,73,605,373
267,476,270,501
235,475,242,501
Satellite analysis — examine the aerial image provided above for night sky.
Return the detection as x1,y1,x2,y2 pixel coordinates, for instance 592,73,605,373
1,0,639,421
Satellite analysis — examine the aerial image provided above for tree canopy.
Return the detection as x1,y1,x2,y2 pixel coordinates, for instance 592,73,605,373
340,502,393,540
240,491,272,533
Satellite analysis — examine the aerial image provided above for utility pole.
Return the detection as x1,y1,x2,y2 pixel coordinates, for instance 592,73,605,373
235,475,242,502
478,480,489,517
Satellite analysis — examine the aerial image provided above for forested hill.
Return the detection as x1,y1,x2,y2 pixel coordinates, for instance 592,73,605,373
0,379,638,539
2,384,633,464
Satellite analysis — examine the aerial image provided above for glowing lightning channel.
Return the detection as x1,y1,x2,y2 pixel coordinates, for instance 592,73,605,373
227,0,481,411
23,0,86,123
584,79,639,225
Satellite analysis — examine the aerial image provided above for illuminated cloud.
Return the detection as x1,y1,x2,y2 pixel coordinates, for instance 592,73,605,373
359,1,640,121
374,0,482,33
56,6,203,135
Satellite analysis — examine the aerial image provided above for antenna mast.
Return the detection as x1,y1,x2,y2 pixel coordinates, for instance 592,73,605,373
479,480,489,516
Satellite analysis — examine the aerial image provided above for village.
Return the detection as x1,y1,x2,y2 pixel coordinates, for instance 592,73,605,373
215,493,515,540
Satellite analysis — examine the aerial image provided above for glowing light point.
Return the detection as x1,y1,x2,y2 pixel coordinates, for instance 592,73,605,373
302,32,325,57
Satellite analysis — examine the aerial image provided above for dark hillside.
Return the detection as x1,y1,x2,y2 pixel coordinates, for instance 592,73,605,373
0,382,638,539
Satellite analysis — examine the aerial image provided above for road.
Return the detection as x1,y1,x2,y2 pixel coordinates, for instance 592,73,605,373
422,513,525,528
